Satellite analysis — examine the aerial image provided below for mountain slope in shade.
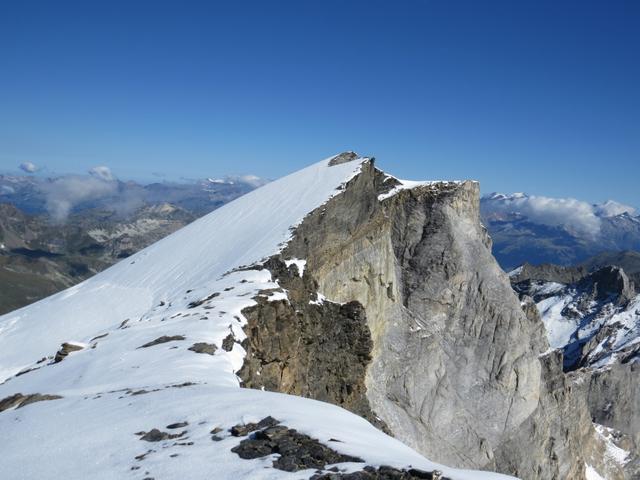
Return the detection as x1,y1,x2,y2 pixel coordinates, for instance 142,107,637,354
0,155,512,480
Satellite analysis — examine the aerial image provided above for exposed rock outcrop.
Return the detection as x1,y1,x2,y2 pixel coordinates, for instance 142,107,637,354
238,259,381,427
578,266,635,304
0,392,62,412
188,342,217,355
53,342,84,363
137,335,185,348
231,419,364,472
311,467,448,480
328,151,361,166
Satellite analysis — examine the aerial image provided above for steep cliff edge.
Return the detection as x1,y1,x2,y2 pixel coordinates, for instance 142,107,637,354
239,159,618,479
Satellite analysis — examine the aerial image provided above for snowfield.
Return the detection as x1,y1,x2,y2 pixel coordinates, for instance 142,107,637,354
0,155,515,480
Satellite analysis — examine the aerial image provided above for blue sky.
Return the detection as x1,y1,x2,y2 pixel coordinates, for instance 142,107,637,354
1,0,638,205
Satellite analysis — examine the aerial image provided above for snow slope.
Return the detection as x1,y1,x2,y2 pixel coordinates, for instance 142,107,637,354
0,155,514,480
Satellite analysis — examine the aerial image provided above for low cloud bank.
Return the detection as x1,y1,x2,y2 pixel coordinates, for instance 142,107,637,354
482,193,637,237
40,174,118,222
39,166,146,222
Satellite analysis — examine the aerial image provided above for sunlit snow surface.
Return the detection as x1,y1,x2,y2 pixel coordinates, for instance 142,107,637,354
0,155,514,480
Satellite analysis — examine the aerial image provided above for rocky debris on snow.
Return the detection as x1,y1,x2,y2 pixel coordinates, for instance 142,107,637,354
210,426,224,441
230,416,280,437
134,449,155,461
53,342,84,363
166,421,188,429
187,342,217,355
188,292,220,308
0,393,62,412
311,466,449,479
137,428,187,442
221,332,236,351
231,421,363,472
137,335,185,348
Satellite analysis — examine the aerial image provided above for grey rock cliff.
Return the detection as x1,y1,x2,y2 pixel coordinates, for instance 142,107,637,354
238,158,618,479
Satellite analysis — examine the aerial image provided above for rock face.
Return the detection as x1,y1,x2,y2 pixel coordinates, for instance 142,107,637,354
237,159,618,478
238,258,380,427
584,363,640,454
581,266,636,304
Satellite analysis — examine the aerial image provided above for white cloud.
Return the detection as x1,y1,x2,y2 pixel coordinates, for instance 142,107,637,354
88,166,115,182
38,167,149,222
40,175,118,222
225,174,269,187
19,162,38,173
482,193,607,237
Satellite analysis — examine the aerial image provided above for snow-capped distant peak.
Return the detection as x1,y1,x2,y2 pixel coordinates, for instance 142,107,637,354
593,200,637,218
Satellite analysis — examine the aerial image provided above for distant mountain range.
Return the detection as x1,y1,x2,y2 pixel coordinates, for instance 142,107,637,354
0,172,268,217
481,192,640,269
0,173,266,314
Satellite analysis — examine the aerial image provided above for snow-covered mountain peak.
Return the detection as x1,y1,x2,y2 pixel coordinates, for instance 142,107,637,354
593,200,637,218
484,192,528,201
0,154,513,480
